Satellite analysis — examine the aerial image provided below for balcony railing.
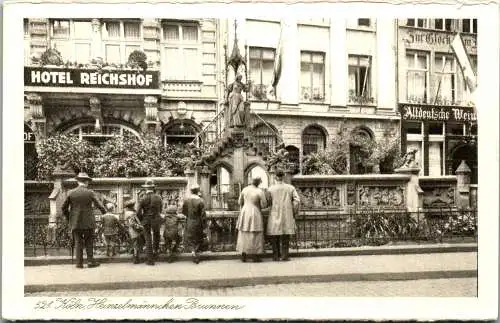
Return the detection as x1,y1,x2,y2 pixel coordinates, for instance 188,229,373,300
25,208,477,257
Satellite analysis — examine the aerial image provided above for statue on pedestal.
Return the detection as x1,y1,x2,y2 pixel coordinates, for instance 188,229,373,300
226,74,248,128
401,149,418,168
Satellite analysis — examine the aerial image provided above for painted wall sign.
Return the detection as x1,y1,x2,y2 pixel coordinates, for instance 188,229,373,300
400,28,477,53
24,125,35,143
400,104,477,122
24,67,160,89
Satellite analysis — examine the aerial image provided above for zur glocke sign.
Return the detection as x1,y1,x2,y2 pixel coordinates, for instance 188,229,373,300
400,104,477,122
24,67,159,89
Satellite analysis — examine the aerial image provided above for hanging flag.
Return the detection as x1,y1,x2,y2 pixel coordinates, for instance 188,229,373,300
271,21,284,89
451,32,477,93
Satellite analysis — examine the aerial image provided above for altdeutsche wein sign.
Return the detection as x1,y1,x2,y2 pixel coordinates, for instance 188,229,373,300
400,104,477,122
24,67,159,89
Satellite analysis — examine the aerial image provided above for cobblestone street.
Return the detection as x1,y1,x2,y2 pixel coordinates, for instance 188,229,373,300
27,278,477,297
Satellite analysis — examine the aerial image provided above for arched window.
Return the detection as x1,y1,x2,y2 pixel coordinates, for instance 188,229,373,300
252,123,278,154
163,120,198,146
349,127,374,174
24,124,38,180
210,166,231,209
247,165,269,189
302,125,326,156
285,145,300,174
64,123,141,145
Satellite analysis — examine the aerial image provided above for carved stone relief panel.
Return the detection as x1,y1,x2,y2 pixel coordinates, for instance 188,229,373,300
24,192,51,215
357,185,405,209
297,186,342,209
421,186,456,208
135,187,185,211
94,189,118,213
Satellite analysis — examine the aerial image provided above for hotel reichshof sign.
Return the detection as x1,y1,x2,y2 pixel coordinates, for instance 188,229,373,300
400,104,477,123
24,67,160,90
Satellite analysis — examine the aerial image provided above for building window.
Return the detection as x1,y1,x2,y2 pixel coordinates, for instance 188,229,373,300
433,54,456,105
49,19,92,64
103,20,143,65
462,19,478,33
64,123,141,146
163,121,198,146
302,125,326,156
434,19,454,31
349,128,374,175
406,51,429,104
348,55,373,104
300,51,325,102
406,18,429,28
285,145,300,174
24,19,29,36
358,19,371,27
252,123,278,154
249,47,275,100
162,22,200,81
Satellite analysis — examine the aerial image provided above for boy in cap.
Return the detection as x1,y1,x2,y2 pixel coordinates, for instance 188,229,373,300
163,205,185,263
124,199,145,264
101,203,121,257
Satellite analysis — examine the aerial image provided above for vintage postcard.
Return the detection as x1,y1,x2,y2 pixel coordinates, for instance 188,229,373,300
2,0,499,320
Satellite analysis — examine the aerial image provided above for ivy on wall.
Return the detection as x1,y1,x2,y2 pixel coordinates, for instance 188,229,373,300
35,134,200,180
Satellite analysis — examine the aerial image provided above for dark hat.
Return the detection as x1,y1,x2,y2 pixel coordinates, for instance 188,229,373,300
190,184,200,193
275,169,285,178
165,205,178,214
124,199,136,207
141,179,156,188
75,172,92,182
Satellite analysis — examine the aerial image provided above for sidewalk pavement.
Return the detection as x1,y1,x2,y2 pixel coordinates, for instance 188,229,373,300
24,242,478,266
25,249,477,293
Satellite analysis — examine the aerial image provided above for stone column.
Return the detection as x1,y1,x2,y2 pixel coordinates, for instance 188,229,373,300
184,168,196,197
144,96,160,134
394,166,423,212
48,164,75,242
278,18,299,105
91,18,102,61
330,19,347,107
455,160,471,209
376,19,397,111
199,166,212,210
27,93,46,140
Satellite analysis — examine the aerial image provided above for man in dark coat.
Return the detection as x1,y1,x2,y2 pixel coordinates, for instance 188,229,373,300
182,184,207,264
136,179,163,265
62,172,107,269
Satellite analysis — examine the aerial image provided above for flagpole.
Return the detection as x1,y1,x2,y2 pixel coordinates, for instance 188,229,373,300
433,55,447,105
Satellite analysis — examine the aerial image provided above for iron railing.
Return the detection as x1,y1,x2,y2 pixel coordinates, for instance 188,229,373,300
24,208,477,257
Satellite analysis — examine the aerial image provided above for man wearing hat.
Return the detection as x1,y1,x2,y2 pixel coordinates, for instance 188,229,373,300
181,184,207,264
266,169,300,261
62,172,107,269
136,179,163,265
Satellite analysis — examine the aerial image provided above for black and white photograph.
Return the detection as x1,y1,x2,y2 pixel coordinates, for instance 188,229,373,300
2,1,499,321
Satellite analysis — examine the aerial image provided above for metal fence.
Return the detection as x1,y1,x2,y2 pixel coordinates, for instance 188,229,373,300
25,208,477,257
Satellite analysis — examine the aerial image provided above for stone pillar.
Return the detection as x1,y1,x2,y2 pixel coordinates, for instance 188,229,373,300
376,19,397,111
184,168,196,197
394,166,423,212
455,160,471,209
48,164,75,242
330,19,347,107
89,96,103,132
279,18,299,105
142,19,161,69
144,96,160,134
91,18,102,61
199,166,212,210
27,93,46,140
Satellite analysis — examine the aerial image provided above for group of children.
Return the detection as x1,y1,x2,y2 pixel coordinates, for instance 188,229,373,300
98,200,185,263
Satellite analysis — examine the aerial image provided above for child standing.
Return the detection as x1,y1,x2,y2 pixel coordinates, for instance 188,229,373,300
163,205,185,263
124,200,144,264
101,203,121,257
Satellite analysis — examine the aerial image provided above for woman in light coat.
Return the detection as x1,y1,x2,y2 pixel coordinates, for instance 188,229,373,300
236,177,268,262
